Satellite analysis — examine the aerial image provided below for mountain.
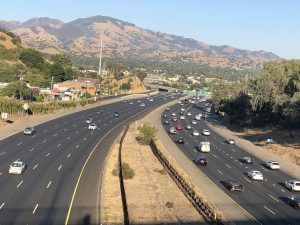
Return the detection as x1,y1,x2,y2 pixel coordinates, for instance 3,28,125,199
0,15,282,69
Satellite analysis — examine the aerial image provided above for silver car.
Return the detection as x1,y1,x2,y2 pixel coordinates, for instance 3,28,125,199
23,126,35,135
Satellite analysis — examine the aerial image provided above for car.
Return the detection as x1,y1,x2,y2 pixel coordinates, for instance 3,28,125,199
149,99,153,102
85,118,93,124
129,102,133,105
265,161,280,170
9,161,26,174
180,108,185,112
88,123,97,130
223,179,244,191
288,195,300,209
171,112,176,116
95,110,103,115
195,114,201,120
176,125,183,130
172,117,178,122
186,125,192,130
163,114,168,118
247,170,263,180
23,126,35,135
137,100,141,103
123,100,127,103
226,138,235,144
186,112,192,116
165,107,170,111
285,180,300,191
178,101,182,104
113,112,119,117
140,103,146,107
163,120,170,125
169,127,177,134
193,157,208,166
192,130,200,136
179,116,185,120
202,130,210,136
287,195,300,209
242,157,253,164
175,137,184,144
191,120,197,124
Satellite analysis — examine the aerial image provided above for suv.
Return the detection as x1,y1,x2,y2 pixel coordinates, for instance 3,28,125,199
9,161,26,174
285,180,300,191
223,179,244,191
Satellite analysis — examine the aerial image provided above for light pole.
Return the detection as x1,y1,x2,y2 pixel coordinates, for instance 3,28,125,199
19,75,23,101
85,81,88,99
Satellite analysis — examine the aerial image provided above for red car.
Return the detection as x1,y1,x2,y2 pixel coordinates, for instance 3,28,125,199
176,125,183,130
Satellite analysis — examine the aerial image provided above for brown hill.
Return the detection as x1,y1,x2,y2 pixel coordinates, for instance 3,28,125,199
0,15,282,70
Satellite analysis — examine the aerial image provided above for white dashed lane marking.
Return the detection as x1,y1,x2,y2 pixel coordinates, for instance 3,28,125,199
17,142,22,146
226,164,231,169
42,139,47,143
58,165,62,171
244,177,252,183
33,164,38,170
0,151,6,156
76,145,79,148
46,152,51,157
32,204,39,214
268,194,280,202
29,148,35,152
47,181,52,189
217,170,223,175
67,154,71,158
264,206,276,215
0,203,5,210
57,144,61,147
17,180,23,188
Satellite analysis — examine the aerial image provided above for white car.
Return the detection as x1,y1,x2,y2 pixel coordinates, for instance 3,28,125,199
202,130,210,136
191,120,197,124
140,103,145,107
285,180,300,191
178,101,182,104
186,125,192,130
88,123,97,130
149,99,153,102
169,127,177,134
171,112,176,116
9,161,26,174
192,130,200,136
186,112,192,116
226,138,235,144
247,170,263,180
265,161,280,170
85,118,93,124
180,108,185,112
195,114,202,120
165,107,170,111
179,116,185,120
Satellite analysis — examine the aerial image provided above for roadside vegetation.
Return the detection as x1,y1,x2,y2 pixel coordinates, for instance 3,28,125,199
212,60,300,132
137,123,158,144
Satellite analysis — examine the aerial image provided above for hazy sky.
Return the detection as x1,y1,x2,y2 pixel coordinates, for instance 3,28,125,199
1,0,299,59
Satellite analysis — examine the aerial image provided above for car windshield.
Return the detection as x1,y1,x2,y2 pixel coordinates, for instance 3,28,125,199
12,163,22,167
272,162,279,165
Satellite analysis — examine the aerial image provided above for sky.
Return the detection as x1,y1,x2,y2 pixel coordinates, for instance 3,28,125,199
1,0,299,59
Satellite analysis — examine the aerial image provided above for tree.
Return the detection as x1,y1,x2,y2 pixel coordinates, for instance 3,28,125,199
19,48,45,70
49,62,66,82
137,123,158,144
50,54,72,67
1,81,30,99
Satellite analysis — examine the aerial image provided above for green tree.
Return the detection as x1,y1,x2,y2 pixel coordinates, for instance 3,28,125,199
19,48,45,70
50,54,72,67
49,62,66,82
138,123,158,144
1,81,30,99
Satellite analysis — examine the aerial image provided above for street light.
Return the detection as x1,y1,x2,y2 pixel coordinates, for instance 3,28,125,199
85,81,88,99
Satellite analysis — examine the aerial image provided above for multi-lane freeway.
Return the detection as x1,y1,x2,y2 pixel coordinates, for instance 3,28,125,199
0,93,180,225
162,99,300,225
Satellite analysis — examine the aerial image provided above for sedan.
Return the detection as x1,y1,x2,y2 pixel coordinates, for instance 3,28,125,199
169,127,177,134
287,195,300,209
163,114,168,118
265,161,280,170
163,120,170,125
191,120,197,124
202,130,211,136
9,161,26,174
193,157,207,166
140,103,146,107
192,130,200,136
176,125,183,130
247,170,263,180
186,112,192,116
95,110,103,115
226,138,235,144
175,137,184,144
223,179,244,192
85,118,93,124
172,117,178,122
23,126,35,135
171,112,176,116
242,157,253,164
179,116,185,120
88,123,97,130
285,180,300,192
186,125,192,130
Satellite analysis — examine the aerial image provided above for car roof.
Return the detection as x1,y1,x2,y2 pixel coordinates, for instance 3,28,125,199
291,196,300,201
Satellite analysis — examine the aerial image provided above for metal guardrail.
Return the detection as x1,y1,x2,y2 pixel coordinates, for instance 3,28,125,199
118,125,130,225
150,140,224,225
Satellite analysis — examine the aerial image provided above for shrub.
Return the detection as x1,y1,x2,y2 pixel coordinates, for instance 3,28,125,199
137,122,158,145
121,162,135,180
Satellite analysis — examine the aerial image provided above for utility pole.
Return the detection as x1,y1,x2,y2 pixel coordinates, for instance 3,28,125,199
98,37,103,97
50,76,54,100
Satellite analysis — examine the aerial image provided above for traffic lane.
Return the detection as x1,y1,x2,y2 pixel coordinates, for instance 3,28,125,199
166,103,300,222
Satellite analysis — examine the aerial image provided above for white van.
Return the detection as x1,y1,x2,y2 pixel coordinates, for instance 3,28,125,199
198,141,210,152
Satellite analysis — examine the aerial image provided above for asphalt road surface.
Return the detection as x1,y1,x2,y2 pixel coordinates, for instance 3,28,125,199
161,99,300,225
0,93,181,225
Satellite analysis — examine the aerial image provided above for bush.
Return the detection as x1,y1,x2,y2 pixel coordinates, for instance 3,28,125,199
121,162,135,180
138,123,158,145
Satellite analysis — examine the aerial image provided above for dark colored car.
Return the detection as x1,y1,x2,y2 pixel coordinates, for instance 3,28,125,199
242,157,253,164
163,120,170,125
223,179,244,192
113,112,119,117
175,137,184,144
194,157,208,166
95,110,103,115
287,195,300,209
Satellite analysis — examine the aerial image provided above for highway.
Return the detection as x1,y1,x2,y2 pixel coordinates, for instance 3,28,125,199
0,93,180,225
161,99,300,225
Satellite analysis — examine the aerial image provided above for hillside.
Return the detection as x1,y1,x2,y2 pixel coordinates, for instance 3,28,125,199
0,16,282,70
